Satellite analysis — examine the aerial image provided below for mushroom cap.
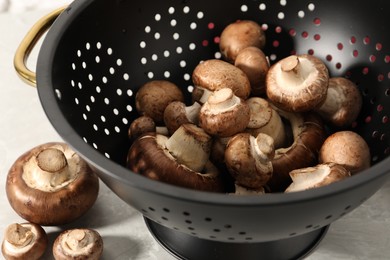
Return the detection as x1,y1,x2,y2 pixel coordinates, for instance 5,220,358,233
128,115,156,140
192,59,251,100
319,131,370,174
135,80,184,124
316,77,362,127
6,142,99,226
127,132,225,192
266,54,329,112
225,133,274,189
199,88,251,137
219,20,266,63
53,228,103,260
285,163,351,192
234,46,270,95
267,111,327,192
2,223,48,260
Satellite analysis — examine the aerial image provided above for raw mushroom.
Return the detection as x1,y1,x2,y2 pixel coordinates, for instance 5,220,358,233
225,133,275,189
6,142,99,226
163,101,202,134
285,163,351,192
53,228,103,260
135,80,184,124
219,20,266,63
234,46,270,95
2,223,48,260
192,59,251,100
245,97,286,149
315,77,363,127
128,115,168,140
266,54,329,112
127,123,225,192
199,88,251,137
267,110,327,192
319,131,370,174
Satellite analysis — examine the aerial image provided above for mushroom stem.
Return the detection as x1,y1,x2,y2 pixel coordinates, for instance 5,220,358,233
252,133,275,164
281,55,300,73
185,102,202,124
206,88,241,113
5,223,33,247
164,124,212,172
21,145,81,192
65,230,89,251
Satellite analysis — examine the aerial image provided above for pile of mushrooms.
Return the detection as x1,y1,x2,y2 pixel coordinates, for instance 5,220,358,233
126,19,370,194
3,142,104,259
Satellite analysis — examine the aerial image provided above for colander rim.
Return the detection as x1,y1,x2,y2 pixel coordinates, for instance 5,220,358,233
36,0,390,206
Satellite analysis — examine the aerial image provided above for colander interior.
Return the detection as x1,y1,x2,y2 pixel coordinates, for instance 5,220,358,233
36,0,390,243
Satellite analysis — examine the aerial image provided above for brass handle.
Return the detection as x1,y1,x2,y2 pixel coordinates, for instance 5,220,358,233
14,6,66,87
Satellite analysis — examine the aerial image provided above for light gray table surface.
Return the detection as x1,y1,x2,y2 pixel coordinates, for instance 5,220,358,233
0,9,389,260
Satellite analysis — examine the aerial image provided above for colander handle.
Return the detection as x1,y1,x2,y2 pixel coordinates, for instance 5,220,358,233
14,6,66,87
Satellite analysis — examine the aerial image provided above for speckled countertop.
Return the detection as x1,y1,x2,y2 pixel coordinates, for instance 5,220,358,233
0,9,389,260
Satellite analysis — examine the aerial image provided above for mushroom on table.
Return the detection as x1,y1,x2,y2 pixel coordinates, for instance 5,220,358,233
6,142,99,226
1,223,48,260
53,228,103,260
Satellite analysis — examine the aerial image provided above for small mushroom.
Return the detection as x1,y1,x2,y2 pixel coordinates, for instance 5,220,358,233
285,163,351,192
319,131,370,174
163,101,202,134
225,133,275,189
267,110,327,192
219,20,266,63
53,228,103,260
6,142,99,226
192,59,251,100
315,77,362,127
245,97,286,149
266,54,329,112
127,124,225,192
2,223,48,260
234,46,270,96
199,88,251,137
135,80,184,124
128,115,168,140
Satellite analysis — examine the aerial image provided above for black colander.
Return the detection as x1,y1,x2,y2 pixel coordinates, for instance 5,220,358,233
16,0,390,259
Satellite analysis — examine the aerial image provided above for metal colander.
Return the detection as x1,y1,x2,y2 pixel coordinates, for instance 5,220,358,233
15,0,390,259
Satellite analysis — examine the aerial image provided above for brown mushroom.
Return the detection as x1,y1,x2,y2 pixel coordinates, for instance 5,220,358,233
245,97,286,149
163,101,202,134
285,163,351,192
319,131,370,174
53,228,103,260
315,77,362,127
219,20,266,63
135,80,184,124
6,142,99,226
128,115,168,140
266,54,329,112
2,223,48,260
192,59,251,100
267,110,327,192
127,124,225,192
199,88,251,137
234,46,270,95
225,133,275,189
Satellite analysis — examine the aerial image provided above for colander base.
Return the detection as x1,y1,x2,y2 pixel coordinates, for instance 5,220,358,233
144,217,329,260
